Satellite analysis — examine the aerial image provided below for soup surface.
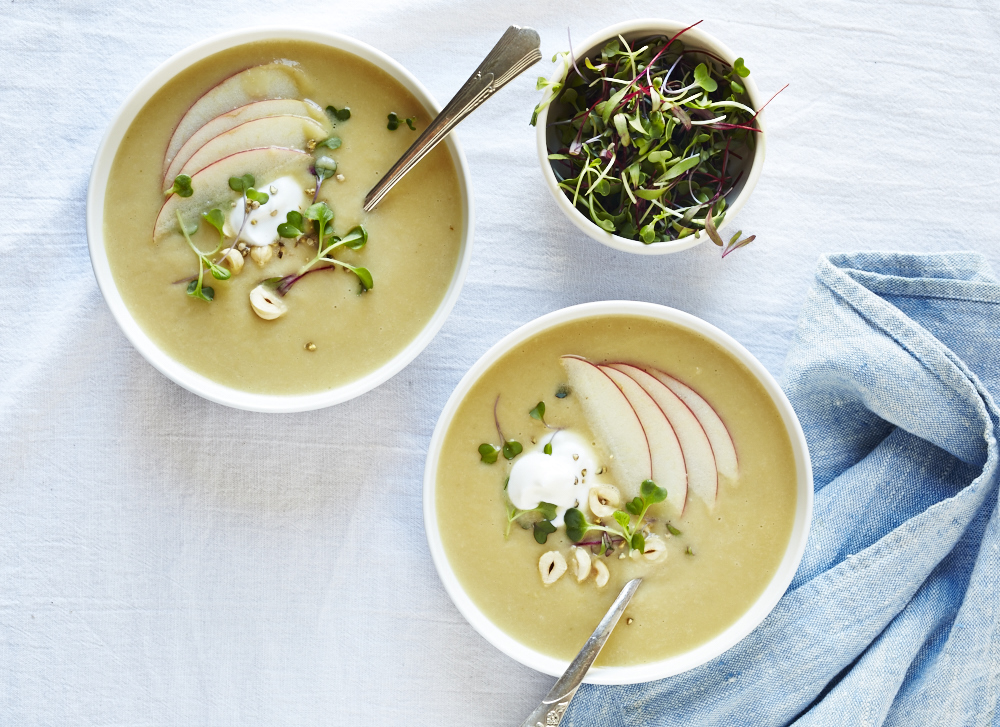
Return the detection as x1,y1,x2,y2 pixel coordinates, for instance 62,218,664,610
104,40,463,394
436,315,797,666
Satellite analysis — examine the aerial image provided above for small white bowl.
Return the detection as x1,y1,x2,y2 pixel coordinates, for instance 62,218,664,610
423,301,812,684
535,20,767,255
87,27,475,413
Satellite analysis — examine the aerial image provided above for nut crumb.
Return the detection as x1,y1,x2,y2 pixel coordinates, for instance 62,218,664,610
270,209,278,217
306,188,316,196
627,618,633,625
335,174,345,182
269,185,278,194
306,140,317,152
250,219,258,225
305,342,317,352
572,454,580,461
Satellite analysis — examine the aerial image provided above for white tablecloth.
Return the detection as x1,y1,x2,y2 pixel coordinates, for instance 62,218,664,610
2,1,998,724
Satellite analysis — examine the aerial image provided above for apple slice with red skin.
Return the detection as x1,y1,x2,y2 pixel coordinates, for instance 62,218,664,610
163,62,307,173
154,147,312,243
647,368,739,482
163,99,331,186
560,356,651,499
599,365,688,514
609,363,717,509
175,115,329,183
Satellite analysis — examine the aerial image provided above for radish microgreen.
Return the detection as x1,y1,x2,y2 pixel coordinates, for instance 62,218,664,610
268,201,372,295
176,209,230,303
165,174,193,198
386,112,417,131
504,500,557,541
478,396,523,464
532,22,779,250
565,479,667,552
529,401,547,425
316,136,342,151
325,105,351,122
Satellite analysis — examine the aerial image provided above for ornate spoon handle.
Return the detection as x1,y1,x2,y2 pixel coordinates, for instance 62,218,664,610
363,25,541,211
518,578,643,727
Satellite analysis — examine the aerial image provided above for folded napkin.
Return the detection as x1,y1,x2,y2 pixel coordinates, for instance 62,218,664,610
567,252,1000,726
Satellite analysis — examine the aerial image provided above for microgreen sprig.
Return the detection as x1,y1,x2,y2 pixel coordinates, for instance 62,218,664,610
311,157,338,202
477,395,524,463
175,209,230,302
565,479,667,553
533,23,775,251
165,174,193,198
325,105,351,122
504,501,558,542
267,201,371,296
387,112,417,131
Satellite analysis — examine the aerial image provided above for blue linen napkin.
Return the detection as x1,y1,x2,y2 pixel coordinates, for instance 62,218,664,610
566,252,1000,726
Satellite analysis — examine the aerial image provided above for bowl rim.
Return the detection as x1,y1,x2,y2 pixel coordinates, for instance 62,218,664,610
86,26,475,413
423,301,813,684
534,18,768,256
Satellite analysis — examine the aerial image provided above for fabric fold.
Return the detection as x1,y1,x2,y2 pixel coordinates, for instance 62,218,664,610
567,252,1000,727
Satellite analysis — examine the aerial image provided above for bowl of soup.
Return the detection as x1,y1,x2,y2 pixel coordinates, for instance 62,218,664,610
424,301,812,684
87,27,473,412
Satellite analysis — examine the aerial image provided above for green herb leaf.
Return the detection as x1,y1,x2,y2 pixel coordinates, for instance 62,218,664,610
165,174,193,198
405,116,417,131
640,479,668,504
352,266,373,292
478,443,500,464
666,523,682,536
386,112,400,130
179,218,198,237
305,202,334,225
208,263,230,281
277,223,301,238
228,174,255,194
613,510,631,529
245,188,269,205
733,57,750,78
316,136,342,150
625,497,643,516
529,401,546,422
315,156,337,180
564,508,589,542
502,440,523,460
660,154,702,181
730,80,745,95
693,63,718,92
543,442,553,455
536,502,558,521
631,532,645,553
340,225,368,249
201,208,225,235
325,105,351,122
533,519,557,544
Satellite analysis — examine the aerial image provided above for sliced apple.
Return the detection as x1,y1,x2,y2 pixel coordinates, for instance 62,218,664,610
154,147,312,243
163,99,331,185
163,62,307,172
648,369,739,482
560,356,651,499
599,366,687,514
176,115,329,181
609,363,717,509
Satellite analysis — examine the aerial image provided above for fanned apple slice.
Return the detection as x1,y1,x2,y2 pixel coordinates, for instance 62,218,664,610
176,115,329,181
561,356,651,498
648,369,739,482
610,363,717,509
154,147,312,243
163,99,331,186
599,366,687,514
163,62,307,172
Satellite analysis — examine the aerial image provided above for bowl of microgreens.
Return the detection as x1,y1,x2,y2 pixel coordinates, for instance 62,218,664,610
532,19,771,256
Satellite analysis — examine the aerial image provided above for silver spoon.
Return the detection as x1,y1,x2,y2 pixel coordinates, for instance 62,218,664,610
363,25,542,211
519,578,643,727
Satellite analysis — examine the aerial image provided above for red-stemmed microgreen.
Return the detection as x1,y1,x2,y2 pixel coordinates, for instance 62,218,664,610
477,395,523,463
532,26,780,247
311,157,337,203
565,479,667,553
504,500,558,542
265,201,372,297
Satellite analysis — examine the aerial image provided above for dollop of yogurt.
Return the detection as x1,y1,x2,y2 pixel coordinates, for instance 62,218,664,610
507,431,608,526
227,175,308,246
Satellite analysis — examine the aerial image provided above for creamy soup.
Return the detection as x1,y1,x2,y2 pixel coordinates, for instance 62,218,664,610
104,40,463,395
436,315,797,666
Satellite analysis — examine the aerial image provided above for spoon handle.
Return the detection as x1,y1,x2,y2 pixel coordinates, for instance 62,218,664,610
519,578,643,727
363,25,542,211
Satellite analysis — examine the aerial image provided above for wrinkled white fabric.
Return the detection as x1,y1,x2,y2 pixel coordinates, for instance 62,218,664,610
1,1,999,724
